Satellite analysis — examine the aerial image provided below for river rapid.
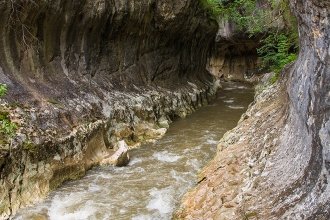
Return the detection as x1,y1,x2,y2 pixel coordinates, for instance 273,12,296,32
14,82,254,220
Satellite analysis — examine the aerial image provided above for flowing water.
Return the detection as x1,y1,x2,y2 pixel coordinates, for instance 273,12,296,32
14,82,254,220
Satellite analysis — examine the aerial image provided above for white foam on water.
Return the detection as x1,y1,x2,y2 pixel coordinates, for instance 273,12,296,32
97,173,113,179
182,144,200,153
223,99,234,103
88,183,101,192
185,158,201,171
122,196,138,207
183,148,192,153
14,205,49,220
152,151,182,162
133,167,145,173
48,195,99,220
223,87,235,90
182,145,202,154
112,166,127,173
227,105,245,109
101,214,111,220
237,85,248,89
206,139,218,144
129,157,143,166
120,209,127,214
146,187,173,214
170,169,191,183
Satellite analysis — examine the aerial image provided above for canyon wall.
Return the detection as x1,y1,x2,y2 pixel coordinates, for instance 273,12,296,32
0,0,218,219
207,20,263,82
175,0,330,219
207,0,290,83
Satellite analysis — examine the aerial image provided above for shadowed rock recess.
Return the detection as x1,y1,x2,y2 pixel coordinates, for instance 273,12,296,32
207,20,263,82
175,0,330,219
207,0,287,83
0,0,218,219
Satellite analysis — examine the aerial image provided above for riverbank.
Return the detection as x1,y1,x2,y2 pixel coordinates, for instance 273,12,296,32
175,0,330,216
0,0,219,218
174,70,289,219
0,80,220,219
13,82,254,219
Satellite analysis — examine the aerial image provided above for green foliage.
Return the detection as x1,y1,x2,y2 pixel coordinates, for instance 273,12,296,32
1,118,18,138
0,84,7,97
0,84,18,146
270,72,279,84
23,140,36,154
201,0,299,76
201,0,266,32
202,0,295,33
200,0,220,17
257,31,299,74
213,0,260,31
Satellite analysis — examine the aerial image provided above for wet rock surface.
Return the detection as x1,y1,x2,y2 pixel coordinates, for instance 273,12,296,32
175,0,330,219
0,0,218,219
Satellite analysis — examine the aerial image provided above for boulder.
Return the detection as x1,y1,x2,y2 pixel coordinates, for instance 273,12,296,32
100,141,130,167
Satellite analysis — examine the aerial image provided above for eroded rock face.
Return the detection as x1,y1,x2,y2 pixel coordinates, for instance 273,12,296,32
175,0,330,219
207,0,289,82
0,0,217,122
0,0,218,219
207,20,263,82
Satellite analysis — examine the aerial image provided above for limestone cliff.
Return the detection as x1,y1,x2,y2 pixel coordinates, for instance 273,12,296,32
207,20,263,82
175,0,330,219
206,0,292,82
0,0,218,219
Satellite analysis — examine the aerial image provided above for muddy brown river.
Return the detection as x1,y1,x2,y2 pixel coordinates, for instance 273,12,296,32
14,82,254,220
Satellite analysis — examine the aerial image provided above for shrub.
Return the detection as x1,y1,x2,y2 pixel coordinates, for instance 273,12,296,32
0,84,18,147
257,31,299,74
201,0,299,79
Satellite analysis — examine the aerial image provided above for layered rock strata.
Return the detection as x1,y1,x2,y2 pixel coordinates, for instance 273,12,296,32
175,0,330,218
0,0,218,219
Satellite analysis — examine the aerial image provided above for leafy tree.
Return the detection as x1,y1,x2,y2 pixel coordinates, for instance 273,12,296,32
201,0,299,78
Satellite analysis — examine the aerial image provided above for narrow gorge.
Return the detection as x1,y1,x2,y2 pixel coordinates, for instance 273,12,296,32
0,0,329,219
0,1,218,218
175,0,330,219
13,82,254,219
